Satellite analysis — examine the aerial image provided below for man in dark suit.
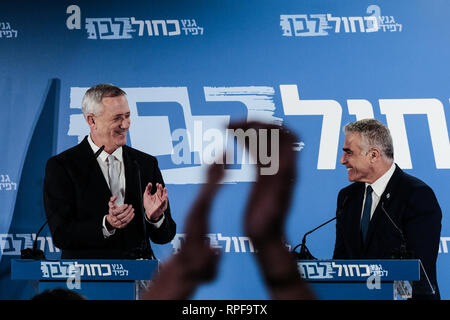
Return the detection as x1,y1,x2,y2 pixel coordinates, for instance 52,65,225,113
44,84,176,259
333,119,441,300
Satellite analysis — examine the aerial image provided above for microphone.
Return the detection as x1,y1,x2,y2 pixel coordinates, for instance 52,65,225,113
293,216,336,260
132,159,155,260
94,145,105,158
293,196,348,260
20,222,47,260
21,145,105,260
381,201,436,296
380,202,413,259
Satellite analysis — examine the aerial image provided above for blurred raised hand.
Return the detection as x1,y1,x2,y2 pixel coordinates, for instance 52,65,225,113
142,121,315,300
229,121,315,299
142,162,224,299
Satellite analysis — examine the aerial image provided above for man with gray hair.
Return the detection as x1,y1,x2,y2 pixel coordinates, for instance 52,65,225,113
44,84,176,259
333,119,441,299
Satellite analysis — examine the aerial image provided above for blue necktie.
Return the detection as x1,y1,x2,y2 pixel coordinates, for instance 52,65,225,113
361,185,373,243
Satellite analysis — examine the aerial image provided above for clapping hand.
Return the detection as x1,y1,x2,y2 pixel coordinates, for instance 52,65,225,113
143,183,168,221
106,195,135,229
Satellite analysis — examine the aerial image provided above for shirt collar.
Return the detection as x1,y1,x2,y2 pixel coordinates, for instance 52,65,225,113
366,162,396,198
87,134,123,163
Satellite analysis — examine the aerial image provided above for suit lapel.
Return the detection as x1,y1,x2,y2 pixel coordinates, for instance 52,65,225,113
363,165,402,252
122,146,138,204
345,183,365,255
122,147,147,243
78,137,111,199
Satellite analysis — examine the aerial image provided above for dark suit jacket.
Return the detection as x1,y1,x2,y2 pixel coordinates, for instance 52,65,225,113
43,136,176,259
333,164,441,299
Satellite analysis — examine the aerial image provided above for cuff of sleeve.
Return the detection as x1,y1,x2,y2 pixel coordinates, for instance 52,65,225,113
144,212,165,228
102,215,116,238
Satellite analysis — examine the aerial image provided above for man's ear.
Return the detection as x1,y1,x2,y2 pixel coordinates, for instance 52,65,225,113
370,148,381,163
86,114,95,128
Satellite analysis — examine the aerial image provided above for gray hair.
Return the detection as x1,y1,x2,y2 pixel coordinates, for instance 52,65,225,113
344,119,394,159
81,84,126,116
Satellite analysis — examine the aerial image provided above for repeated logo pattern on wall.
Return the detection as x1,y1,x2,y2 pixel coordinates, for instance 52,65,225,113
66,5,204,39
280,5,402,37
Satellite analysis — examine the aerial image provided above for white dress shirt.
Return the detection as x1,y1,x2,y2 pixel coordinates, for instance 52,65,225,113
361,162,396,221
87,135,164,238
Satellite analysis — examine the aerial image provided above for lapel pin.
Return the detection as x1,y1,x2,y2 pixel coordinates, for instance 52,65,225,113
386,193,390,199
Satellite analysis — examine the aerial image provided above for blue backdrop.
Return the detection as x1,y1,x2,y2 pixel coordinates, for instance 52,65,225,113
1,0,449,299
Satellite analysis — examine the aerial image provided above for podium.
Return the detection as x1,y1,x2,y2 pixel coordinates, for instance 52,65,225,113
11,259,158,300
298,259,421,300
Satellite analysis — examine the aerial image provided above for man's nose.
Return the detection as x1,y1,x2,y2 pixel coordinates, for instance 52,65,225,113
340,153,346,165
121,118,130,129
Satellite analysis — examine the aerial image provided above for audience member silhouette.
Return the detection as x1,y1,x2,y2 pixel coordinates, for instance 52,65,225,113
32,288,86,300
142,121,315,300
